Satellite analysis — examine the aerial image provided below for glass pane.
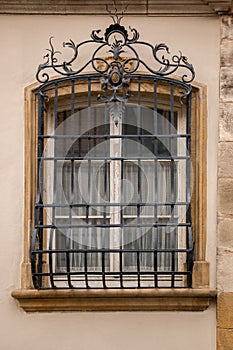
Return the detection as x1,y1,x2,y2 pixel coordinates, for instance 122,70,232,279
55,218,110,272
122,219,178,272
122,106,177,157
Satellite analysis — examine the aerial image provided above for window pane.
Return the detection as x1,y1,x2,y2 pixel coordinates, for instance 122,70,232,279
55,219,110,272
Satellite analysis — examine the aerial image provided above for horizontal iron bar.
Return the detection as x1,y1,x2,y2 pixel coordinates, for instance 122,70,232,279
36,286,189,290
32,248,191,254
39,134,191,139
39,156,189,161
32,271,191,276
35,222,191,228
38,73,191,92
35,201,190,207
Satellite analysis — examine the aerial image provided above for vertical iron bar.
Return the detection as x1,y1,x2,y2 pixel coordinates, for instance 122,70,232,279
84,206,89,288
71,81,75,203
121,107,125,288
102,156,107,288
36,89,45,288
31,229,39,288
65,82,76,289
186,90,193,287
63,110,72,287
101,160,107,289
79,109,82,157
102,104,109,287
65,230,73,288
69,79,75,287
100,104,107,288
48,228,56,288
51,83,58,288
84,78,92,288
170,83,175,287
120,158,124,288
93,104,97,157
137,79,141,287
153,79,158,287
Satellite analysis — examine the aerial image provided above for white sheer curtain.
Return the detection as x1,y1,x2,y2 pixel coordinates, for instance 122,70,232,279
56,161,109,272
55,159,174,272
122,161,173,271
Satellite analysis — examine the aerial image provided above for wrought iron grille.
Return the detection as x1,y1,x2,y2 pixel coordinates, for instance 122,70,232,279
31,9,195,289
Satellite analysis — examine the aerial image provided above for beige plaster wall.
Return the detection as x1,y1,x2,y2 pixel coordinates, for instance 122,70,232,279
0,15,219,350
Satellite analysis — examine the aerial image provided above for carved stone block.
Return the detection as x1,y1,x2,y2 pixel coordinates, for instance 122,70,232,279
220,67,233,102
218,219,233,250
221,39,233,67
221,16,233,40
218,178,233,215
219,102,233,141
218,142,233,178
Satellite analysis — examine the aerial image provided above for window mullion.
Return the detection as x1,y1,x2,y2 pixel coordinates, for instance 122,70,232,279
109,116,122,273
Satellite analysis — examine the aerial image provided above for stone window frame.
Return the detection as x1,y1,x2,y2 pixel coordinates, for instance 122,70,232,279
11,76,216,311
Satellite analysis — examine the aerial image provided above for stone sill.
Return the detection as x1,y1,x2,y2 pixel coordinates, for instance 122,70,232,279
12,288,216,312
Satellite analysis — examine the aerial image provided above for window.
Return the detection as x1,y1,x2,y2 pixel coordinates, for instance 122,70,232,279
12,18,214,311
30,75,193,290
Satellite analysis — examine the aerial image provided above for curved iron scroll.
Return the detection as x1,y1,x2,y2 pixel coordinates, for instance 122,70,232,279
36,20,195,102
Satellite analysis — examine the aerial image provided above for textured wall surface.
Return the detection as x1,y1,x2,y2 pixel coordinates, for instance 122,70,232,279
218,15,233,293
217,14,233,350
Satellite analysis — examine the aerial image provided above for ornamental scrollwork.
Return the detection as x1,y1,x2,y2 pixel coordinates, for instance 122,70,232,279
36,7,195,103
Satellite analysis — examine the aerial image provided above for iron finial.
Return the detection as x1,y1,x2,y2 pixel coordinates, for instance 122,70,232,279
106,0,129,24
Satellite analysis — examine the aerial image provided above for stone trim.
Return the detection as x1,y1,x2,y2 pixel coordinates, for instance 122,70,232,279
0,0,231,16
11,289,216,312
